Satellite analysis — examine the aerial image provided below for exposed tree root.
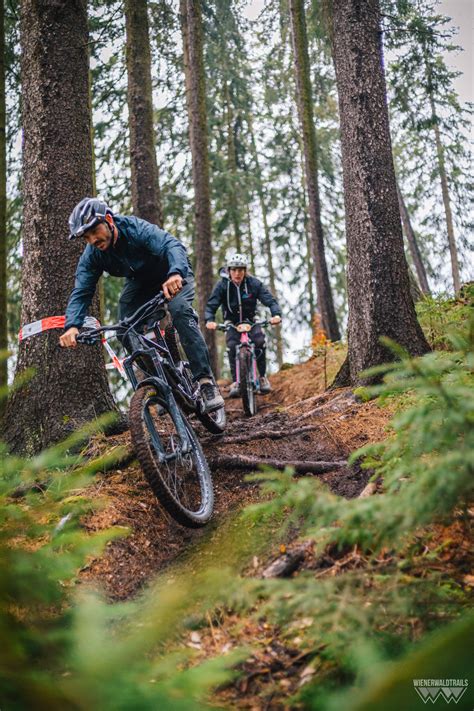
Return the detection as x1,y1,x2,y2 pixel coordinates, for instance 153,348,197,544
209,454,347,474
294,391,356,422
203,424,320,446
261,545,309,579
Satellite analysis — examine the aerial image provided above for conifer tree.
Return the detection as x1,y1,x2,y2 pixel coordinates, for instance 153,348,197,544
179,0,218,372
331,0,429,386
289,0,340,341
3,0,116,452
125,0,163,226
396,182,430,295
0,0,6,401
385,0,471,294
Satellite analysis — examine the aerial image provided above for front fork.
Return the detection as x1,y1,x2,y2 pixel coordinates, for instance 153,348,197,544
124,349,192,459
235,341,259,390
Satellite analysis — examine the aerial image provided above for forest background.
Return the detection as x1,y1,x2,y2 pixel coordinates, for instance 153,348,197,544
0,0,473,708
2,0,473,382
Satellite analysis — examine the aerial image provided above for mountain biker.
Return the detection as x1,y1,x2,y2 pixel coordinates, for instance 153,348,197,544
59,197,224,412
205,254,282,397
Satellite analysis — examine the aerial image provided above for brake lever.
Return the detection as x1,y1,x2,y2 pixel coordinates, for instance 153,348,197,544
77,331,100,345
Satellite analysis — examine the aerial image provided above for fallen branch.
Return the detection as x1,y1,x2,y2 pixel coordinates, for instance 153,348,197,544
209,454,347,474
294,391,356,422
203,424,320,446
283,391,333,412
357,480,380,498
261,545,309,578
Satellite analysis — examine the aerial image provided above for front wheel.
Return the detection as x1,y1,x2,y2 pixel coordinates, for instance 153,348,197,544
239,347,257,417
129,386,214,527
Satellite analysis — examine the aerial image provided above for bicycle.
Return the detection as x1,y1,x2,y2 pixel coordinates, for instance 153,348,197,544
76,289,225,527
218,320,269,417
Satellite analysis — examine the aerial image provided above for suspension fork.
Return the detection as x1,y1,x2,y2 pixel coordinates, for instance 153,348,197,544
125,351,192,457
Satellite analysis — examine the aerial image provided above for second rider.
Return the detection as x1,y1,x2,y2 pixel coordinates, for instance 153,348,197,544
205,254,282,397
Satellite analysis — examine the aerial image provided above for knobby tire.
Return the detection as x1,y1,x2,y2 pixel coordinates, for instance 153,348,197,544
239,347,257,417
129,386,214,527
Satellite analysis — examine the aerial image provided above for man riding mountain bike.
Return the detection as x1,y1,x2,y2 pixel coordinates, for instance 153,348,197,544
205,254,282,397
59,197,224,413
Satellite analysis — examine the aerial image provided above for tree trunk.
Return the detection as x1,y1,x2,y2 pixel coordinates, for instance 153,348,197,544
247,111,284,366
396,182,430,295
224,80,243,253
2,0,116,453
0,0,7,407
330,0,429,387
246,200,256,274
429,95,461,294
297,131,316,326
179,0,218,373
125,0,163,227
289,0,340,342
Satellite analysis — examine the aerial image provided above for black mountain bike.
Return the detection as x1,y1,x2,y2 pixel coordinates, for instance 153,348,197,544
77,290,225,527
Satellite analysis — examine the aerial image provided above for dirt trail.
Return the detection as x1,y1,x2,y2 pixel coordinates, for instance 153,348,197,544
80,364,393,600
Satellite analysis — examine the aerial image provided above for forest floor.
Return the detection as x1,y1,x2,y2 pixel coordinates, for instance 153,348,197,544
80,349,391,600
77,350,473,708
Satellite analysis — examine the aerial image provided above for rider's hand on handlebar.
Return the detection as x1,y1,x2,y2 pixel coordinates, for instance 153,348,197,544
270,315,282,325
206,321,217,331
59,327,79,348
162,273,183,300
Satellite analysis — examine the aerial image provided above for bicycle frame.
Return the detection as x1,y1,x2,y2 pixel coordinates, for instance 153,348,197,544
218,320,268,392
235,331,259,391
123,339,192,460
77,295,195,461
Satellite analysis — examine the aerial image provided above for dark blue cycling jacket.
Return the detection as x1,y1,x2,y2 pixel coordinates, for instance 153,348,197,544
204,274,281,324
65,214,192,329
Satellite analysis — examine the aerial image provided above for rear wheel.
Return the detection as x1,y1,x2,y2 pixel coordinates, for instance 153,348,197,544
239,347,257,417
129,386,214,527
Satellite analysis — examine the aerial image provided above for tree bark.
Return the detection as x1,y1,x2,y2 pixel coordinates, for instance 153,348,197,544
289,0,340,342
179,0,218,373
125,0,163,227
246,200,256,274
224,80,243,253
0,0,7,407
2,0,116,453
297,131,317,326
246,111,284,366
396,181,430,295
330,0,429,387
429,94,461,294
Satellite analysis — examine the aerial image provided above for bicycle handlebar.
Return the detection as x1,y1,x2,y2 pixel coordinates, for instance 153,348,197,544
217,319,270,332
76,282,184,345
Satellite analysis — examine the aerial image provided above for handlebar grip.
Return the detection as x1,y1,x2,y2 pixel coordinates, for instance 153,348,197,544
76,332,100,345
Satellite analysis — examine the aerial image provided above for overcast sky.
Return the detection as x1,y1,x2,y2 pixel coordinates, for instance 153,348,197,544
243,0,473,106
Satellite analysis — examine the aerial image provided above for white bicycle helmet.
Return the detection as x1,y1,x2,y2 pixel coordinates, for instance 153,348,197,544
227,253,248,269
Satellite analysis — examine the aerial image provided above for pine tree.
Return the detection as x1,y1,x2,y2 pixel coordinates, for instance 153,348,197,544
125,0,163,226
3,0,116,453
384,0,472,294
180,0,218,373
396,181,430,295
330,0,429,386
289,0,340,341
0,0,6,402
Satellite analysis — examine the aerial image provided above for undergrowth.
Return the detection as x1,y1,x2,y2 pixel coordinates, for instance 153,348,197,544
1,299,473,709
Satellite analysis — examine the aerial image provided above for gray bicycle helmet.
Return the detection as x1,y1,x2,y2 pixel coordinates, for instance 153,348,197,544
227,252,248,269
68,197,113,239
